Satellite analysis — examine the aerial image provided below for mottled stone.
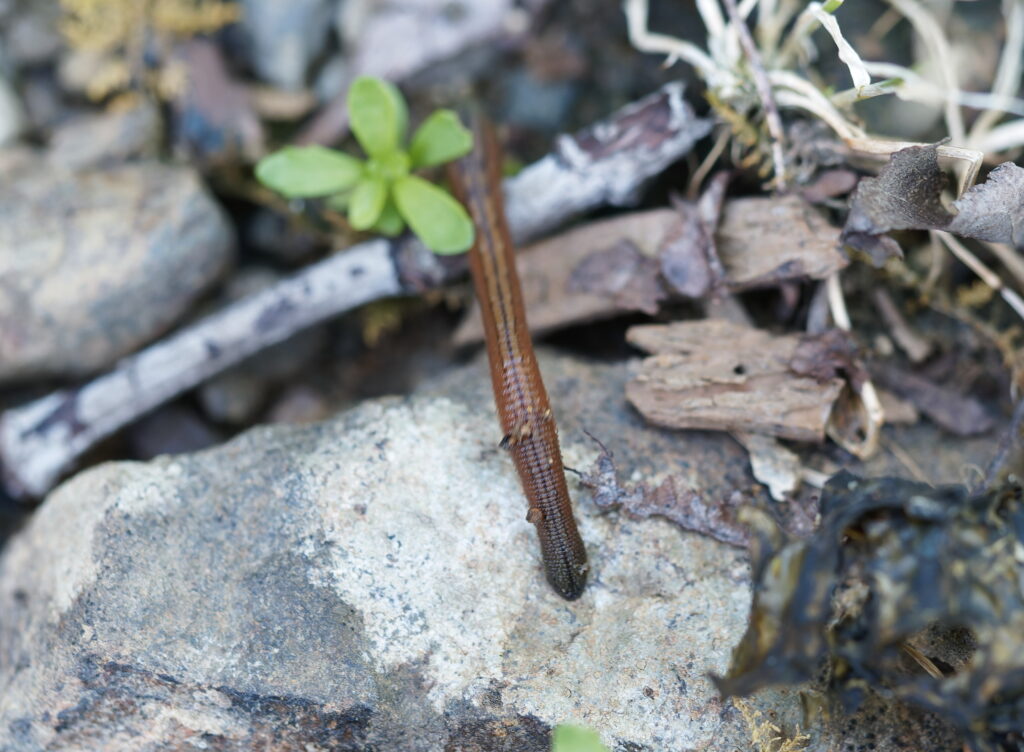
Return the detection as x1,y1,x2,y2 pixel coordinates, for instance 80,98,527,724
240,0,334,89
47,102,161,170
0,354,973,750
0,154,234,383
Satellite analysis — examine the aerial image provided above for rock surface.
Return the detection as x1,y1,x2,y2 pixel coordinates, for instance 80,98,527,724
0,77,24,146
0,152,234,383
0,353,983,750
46,103,161,170
240,0,334,89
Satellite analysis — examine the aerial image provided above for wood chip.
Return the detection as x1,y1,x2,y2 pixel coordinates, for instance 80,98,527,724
718,195,847,289
625,320,845,442
454,210,676,345
454,197,847,345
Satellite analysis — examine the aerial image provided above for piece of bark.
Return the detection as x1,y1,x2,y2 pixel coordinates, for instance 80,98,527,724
0,83,708,500
454,210,677,345
718,195,847,289
625,320,845,442
454,196,846,345
871,362,995,436
580,440,749,547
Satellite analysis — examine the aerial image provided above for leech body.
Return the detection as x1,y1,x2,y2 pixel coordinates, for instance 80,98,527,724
449,115,588,600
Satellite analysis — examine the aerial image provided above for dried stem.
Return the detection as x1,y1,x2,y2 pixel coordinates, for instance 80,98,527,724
936,231,1024,323
721,0,788,187
826,273,885,459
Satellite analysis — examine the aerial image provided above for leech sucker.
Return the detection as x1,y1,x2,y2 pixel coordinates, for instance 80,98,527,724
448,113,588,600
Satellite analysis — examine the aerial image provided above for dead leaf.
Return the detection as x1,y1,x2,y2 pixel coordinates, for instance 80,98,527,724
734,431,802,501
660,171,730,297
949,162,1024,247
871,361,995,436
799,169,859,204
789,329,866,389
659,201,713,298
567,238,667,314
842,144,1024,264
625,320,845,442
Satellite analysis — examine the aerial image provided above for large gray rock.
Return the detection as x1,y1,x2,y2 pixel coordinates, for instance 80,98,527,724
0,153,234,383
0,354,976,750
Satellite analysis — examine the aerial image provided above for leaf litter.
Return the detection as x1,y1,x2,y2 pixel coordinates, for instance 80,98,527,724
842,144,1024,265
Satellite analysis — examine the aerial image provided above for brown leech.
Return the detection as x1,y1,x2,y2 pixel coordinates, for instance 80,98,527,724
448,114,588,600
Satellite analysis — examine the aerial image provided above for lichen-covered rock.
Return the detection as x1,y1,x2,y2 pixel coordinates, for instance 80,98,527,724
0,154,234,383
0,354,969,750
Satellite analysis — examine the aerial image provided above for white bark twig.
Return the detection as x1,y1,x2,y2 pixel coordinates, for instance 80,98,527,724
1,83,711,499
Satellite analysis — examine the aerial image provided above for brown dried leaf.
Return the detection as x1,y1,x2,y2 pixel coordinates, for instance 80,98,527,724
789,329,867,389
660,171,730,297
842,144,1024,264
625,321,845,442
659,200,713,298
871,362,995,436
566,238,667,314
